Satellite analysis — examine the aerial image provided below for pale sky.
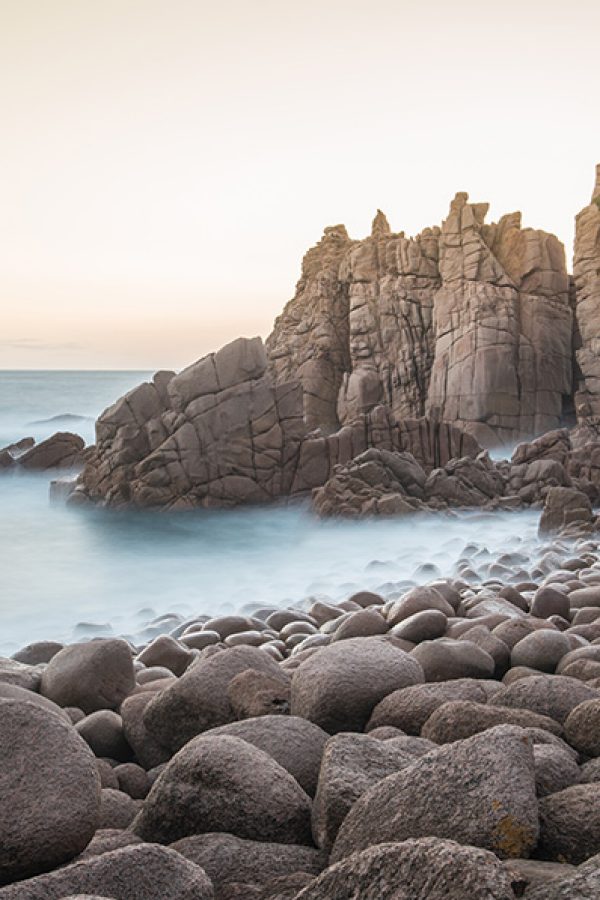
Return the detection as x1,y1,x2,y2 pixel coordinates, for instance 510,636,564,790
1,0,599,369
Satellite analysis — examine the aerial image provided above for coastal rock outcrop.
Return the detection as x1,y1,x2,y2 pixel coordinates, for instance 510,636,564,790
573,164,600,418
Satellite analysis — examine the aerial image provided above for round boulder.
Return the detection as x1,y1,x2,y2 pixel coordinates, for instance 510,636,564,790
290,637,424,733
40,640,135,714
0,699,101,884
411,639,495,682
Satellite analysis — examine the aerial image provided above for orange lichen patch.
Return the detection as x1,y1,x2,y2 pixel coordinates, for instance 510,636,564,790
492,813,536,858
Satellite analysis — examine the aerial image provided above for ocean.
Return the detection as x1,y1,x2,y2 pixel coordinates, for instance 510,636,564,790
0,370,541,656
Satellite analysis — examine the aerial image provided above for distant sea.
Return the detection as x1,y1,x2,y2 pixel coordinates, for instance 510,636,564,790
0,370,540,656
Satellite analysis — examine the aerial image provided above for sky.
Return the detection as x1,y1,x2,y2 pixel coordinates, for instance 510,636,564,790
1,0,599,370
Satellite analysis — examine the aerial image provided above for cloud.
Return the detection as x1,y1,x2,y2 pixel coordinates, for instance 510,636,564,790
0,338,86,352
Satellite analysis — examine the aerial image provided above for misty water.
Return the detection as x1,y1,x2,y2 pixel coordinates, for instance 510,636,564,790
0,371,542,656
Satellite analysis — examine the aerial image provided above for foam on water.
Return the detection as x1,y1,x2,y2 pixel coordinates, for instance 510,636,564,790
0,371,543,655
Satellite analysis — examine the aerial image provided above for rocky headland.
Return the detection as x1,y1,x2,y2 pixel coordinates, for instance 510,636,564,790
4,168,600,898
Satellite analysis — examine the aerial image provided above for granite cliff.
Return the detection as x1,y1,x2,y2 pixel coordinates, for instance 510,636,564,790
69,166,600,511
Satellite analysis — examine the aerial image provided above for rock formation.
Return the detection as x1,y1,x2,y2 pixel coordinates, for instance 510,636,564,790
60,166,600,511
573,164,600,418
268,194,573,447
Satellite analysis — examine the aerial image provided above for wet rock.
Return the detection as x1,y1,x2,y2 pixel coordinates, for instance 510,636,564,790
132,734,313,845
18,432,85,471
290,637,424,733
0,845,213,900
40,640,135,714
170,833,326,893
143,645,282,752
331,725,538,861
295,838,517,899
0,699,101,884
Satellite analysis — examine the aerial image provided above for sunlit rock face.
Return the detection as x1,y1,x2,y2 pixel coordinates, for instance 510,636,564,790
78,336,481,510
573,165,600,419
267,195,573,448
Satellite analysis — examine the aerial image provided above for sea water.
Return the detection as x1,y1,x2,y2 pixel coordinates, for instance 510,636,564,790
0,371,541,656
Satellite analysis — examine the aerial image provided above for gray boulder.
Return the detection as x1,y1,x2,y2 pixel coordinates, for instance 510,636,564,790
411,639,495,681
0,700,101,885
0,845,213,899
331,725,538,862
143,646,282,752
421,700,562,743
538,783,600,863
290,637,424,733
366,679,492,734
131,735,312,845
294,838,517,899
40,640,135,714
489,675,598,724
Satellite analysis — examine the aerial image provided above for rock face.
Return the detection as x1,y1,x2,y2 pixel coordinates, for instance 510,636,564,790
573,164,600,418
268,196,572,447
56,164,600,512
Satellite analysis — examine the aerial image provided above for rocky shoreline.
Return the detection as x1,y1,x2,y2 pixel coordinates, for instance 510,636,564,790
4,500,600,897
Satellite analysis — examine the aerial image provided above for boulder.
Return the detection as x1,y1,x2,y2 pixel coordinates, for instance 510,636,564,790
421,700,562,743
533,744,581,797
366,678,492,734
120,692,171,770
170,833,326,892
136,636,193,676
0,700,101,884
40,640,135,714
131,735,312,845
331,725,538,861
114,763,150,799
18,432,85,470
11,641,64,665
0,682,70,722
77,828,143,860
564,699,600,756
290,637,424,733
489,674,598,724
293,838,517,900
199,715,328,796
97,788,140,829
75,711,132,761
143,645,282,752
411,639,495,681
227,669,291,718
510,630,571,672
311,733,416,850
539,487,593,534
538,783,600,863
0,845,213,900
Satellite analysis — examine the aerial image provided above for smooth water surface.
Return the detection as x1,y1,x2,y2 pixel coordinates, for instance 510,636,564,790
0,371,541,655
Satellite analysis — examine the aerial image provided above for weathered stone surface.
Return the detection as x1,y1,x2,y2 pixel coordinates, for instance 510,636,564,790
290,637,424,733
199,715,328,796
75,710,132,761
171,833,326,892
120,692,171,770
526,867,600,899
489,674,598,724
40,640,135,714
573,164,600,419
77,828,143,860
411,639,495,682
295,838,517,900
564,699,600,756
331,726,538,862
132,735,312,845
18,432,85,471
0,845,213,900
510,630,571,672
143,645,282,752
227,669,291,719
311,733,416,850
0,700,101,884
538,783,600,863
533,744,581,797
421,699,562,743
539,487,593,534
366,679,492,734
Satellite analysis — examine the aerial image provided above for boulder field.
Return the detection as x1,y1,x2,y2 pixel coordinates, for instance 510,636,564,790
6,525,600,896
